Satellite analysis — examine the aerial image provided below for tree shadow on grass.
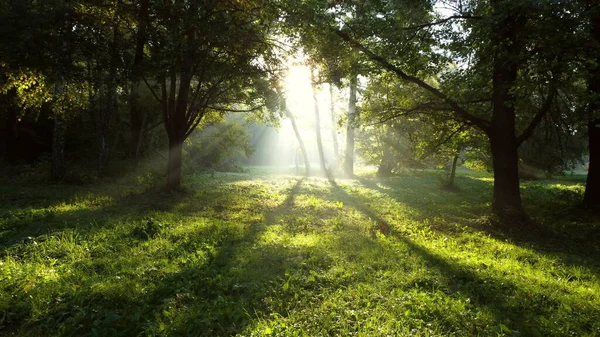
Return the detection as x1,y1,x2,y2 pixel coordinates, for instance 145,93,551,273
0,173,257,249
328,179,600,336
356,175,600,276
130,177,309,336
15,177,309,336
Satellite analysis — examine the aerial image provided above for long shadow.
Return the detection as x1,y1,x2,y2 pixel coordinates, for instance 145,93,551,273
143,177,308,336
0,172,260,249
357,175,600,278
16,177,309,336
328,179,600,336
0,187,187,250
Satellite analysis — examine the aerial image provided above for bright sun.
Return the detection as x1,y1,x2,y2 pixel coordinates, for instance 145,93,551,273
284,64,313,112
270,63,339,170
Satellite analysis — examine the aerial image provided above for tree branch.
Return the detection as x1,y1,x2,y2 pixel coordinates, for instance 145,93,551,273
367,102,453,125
206,104,266,113
402,15,483,31
516,79,558,146
335,30,491,134
419,123,469,161
142,75,164,105
144,120,164,133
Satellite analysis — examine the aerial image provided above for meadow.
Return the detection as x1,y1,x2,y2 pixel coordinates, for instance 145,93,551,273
1,169,599,336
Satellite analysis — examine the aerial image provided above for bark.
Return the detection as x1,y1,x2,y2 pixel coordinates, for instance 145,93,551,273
329,84,339,160
164,0,197,190
51,114,66,181
312,69,330,178
490,133,523,219
489,0,528,221
377,129,393,177
167,138,183,189
584,120,600,208
286,108,310,176
344,72,358,176
164,60,193,190
449,154,459,187
377,157,393,177
129,0,149,162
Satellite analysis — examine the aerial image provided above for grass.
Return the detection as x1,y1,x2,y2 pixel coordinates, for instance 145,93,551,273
0,169,599,336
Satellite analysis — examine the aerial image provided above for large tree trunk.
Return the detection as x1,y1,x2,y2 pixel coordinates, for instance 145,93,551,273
344,72,358,176
584,119,600,208
490,133,524,220
489,0,528,221
165,20,195,190
583,4,600,209
51,114,66,181
167,138,183,189
129,0,149,163
286,108,310,176
312,69,330,178
448,154,459,187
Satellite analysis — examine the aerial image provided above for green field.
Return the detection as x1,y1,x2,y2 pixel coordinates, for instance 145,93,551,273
1,170,599,336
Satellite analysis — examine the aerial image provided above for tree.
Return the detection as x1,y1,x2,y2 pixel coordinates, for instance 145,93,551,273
146,0,279,189
311,68,331,178
0,0,90,179
286,107,311,176
326,0,578,222
128,0,150,163
329,83,340,163
583,1,600,209
344,71,359,176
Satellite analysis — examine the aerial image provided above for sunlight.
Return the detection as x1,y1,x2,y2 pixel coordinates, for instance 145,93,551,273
278,64,314,170
265,64,341,172
284,64,313,107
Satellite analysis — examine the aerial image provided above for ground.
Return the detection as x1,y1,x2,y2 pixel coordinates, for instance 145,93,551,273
1,169,599,336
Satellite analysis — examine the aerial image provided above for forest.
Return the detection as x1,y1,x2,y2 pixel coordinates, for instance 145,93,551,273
1,0,599,336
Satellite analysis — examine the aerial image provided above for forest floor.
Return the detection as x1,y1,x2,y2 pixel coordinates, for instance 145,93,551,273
1,169,599,336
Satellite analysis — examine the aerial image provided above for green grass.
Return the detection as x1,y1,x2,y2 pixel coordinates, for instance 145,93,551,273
1,170,599,336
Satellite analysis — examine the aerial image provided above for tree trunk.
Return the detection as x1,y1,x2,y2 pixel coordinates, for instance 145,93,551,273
129,84,144,162
489,0,528,221
448,154,459,187
490,133,524,219
344,72,358,176
583,4,600,209
329,83,339,161
98,24,120,175
51,114,66,181
584,120,600,208
167,138,183,189
129,0,149,163
377,158,393,177
286,108,310,176
312,69,330,178
164,6,195,190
